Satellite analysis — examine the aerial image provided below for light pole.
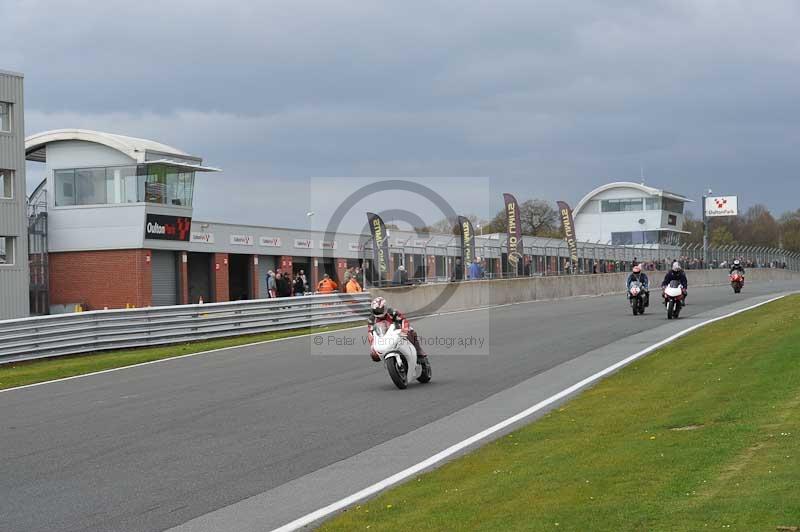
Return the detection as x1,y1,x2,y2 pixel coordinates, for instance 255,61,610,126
702,189,711,268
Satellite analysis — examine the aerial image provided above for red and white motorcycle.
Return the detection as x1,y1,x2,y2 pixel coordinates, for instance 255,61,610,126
370,321,432,389
663,280,686,320
730,271,744,294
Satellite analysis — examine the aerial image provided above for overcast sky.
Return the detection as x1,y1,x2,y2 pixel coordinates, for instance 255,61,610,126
4,1,799,230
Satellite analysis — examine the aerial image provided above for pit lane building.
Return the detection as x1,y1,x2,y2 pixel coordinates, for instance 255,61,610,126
25,129,489,311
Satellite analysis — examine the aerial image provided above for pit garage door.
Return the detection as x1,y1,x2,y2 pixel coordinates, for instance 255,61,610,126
151,250,178,306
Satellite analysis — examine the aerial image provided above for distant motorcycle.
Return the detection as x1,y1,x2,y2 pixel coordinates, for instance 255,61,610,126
730,272,744,294
629,281,646,316
663,280,686,320
370,321,432,389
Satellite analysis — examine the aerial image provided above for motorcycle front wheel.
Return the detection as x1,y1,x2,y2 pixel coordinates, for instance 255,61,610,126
667,300,675,320
386,354,408,389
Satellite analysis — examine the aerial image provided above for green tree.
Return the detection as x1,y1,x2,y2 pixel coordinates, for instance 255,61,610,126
483,199,559,236
682,210,703,245
710,225,735,246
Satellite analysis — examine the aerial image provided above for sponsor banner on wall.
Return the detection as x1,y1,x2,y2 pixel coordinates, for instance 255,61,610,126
259,236,282,247
557,201,579,267
705,195,738,217
294,238,313,249
145,214,191,241
348,242,361,252
190,232,215,244
367,212,389,274
230,234,254,246
503,193,524,271
412,239,428,247
458,216,475,268
319,240,338,250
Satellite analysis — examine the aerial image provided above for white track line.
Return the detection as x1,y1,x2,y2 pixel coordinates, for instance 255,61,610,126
271,293,791,532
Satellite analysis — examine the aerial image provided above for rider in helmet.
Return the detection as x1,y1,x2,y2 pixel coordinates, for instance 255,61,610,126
367,296,430,369
626,264,650,307
661,261,689,306
729,259,745,275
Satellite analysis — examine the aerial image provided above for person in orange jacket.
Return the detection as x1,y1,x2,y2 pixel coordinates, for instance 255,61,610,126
317,273,338,293
345,276,362,293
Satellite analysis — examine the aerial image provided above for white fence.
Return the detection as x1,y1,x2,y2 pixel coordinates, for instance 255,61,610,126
0,293,371,365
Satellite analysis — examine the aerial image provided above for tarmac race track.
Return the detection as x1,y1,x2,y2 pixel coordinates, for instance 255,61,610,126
1,280,798,532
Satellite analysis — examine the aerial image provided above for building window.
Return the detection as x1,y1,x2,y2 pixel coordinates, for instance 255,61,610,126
0,236,14,265
644,197,661,210
667,214,677,226
0,102,10,132
612,230,662,245
0,169,12,199
662,198,684,214
55,169,76,206
601,198,643,212
54,165,195,207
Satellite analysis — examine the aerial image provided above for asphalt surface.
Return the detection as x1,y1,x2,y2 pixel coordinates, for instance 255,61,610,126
1,280,798,532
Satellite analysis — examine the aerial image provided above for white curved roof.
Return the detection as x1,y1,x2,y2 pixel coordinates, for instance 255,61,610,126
573,181,692,214
25,129,196,164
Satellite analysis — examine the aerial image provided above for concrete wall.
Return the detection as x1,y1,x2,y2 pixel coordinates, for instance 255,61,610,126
373,269,799,317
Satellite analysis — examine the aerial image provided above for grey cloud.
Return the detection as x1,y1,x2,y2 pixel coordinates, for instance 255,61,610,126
10,0,800,225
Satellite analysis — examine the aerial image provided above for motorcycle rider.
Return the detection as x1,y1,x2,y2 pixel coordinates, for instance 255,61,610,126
626,264,650,307
661,261,688,306
729,259,745,276
367,296,430,370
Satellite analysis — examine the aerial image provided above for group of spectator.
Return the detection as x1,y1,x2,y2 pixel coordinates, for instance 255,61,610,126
266,269,308,298
266,266,364,298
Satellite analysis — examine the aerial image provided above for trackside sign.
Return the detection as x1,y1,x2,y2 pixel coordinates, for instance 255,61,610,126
145,214,191,241
705,196,738,217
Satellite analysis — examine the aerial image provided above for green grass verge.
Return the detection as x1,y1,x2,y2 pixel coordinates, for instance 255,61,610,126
319,295,800,532
0,322,361,391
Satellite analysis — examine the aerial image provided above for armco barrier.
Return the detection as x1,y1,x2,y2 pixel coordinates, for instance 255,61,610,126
0,293,371,365
372,269,800,317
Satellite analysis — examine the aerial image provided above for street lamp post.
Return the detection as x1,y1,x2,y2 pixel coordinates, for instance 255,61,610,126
702,189,711,268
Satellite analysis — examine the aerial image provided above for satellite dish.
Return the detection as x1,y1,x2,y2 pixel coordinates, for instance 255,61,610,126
638,218,646,225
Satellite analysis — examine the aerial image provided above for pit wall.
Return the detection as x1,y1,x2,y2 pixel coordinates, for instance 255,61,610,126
372,269,799,317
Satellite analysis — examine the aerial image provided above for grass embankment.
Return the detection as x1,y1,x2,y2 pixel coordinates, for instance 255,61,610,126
319,296,800,531
0,322,361,391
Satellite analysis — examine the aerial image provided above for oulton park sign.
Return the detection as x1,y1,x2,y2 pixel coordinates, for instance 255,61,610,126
704,195,738,217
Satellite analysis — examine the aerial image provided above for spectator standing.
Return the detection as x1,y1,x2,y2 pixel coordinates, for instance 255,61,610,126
317,273,338,293
276,272,292,297
345,275,362,293
266,270,276,298
468,258,483,280
393,264,409,285
453,257,464,281
293,274,305,296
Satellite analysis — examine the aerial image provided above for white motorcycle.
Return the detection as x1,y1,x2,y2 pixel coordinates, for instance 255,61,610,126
628,280,646,316
370,321,432,389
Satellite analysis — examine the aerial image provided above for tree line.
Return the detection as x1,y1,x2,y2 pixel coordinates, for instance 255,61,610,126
416,199,800,252
682,204,800,251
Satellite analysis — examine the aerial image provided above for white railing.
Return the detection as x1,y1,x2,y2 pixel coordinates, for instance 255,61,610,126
0,293,371,365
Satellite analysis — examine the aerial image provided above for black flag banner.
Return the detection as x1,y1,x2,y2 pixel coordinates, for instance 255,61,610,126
366,212,390,281
556,201,579,269
458,215,475,275
503,193,524,273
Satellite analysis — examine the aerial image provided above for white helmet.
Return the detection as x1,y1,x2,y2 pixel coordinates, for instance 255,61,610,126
672,261,682,272
733,259,740,266
370,296,387,317
397,264,405,271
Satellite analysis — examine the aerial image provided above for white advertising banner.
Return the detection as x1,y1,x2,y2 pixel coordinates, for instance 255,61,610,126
259,236,282,247
705,196,738,217
190,232,215,244
294,239,313,249
348,242,361,252
319,240,337,250
230,234,254,246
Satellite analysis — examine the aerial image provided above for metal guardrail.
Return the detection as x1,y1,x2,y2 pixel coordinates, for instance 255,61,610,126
0,293,372,365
